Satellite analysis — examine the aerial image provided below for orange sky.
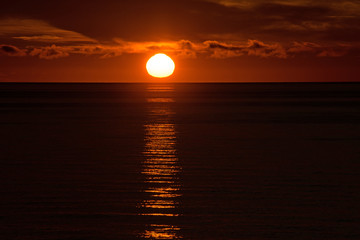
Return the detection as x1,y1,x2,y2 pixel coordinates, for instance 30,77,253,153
0,0,359,82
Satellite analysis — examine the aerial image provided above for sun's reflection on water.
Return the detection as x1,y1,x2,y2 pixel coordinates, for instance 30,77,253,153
139,84,182,239
144,224,181,239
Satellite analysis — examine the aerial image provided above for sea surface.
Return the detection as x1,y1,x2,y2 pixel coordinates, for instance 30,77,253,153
1,83,360,239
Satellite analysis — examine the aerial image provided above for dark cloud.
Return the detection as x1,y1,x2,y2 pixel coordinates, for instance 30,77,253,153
203,39,355,59
178,40,194,50
288,41,351,57
288,42,320,53
255,3,332,21
206,41,242,51
1,0,357,44
204,40,287,58
30,45,69,59
1,38,355,60
1,0,359,61
0,44,26,56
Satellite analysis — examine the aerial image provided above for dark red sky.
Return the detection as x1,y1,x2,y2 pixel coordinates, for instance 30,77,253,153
0,0,359,82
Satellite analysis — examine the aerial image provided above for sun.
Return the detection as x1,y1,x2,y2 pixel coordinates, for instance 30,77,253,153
146,53,175,78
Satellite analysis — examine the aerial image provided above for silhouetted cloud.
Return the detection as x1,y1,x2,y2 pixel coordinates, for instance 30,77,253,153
204,40,287,58
288,41,351,57
1,38,355,60
29,45,69,59
0,44,26,56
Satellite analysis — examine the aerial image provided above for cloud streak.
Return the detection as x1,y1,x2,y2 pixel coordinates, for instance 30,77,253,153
0,19,96,43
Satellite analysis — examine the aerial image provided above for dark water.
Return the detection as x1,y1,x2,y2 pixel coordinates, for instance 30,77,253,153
1,83,360,239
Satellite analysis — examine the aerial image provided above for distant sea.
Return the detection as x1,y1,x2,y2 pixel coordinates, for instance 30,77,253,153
1,83,360,239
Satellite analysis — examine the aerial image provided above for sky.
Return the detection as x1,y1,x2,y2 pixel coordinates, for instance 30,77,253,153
0,0,359,82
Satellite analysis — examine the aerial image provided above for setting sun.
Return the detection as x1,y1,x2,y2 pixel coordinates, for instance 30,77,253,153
146,53,175,78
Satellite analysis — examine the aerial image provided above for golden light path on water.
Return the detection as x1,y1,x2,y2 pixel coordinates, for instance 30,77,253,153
139,85,182,239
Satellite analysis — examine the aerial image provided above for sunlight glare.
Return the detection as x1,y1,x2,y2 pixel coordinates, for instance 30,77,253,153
146,53,175,78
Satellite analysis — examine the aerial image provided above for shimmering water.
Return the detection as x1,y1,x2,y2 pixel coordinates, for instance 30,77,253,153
1,83,360,239
140,85,181,239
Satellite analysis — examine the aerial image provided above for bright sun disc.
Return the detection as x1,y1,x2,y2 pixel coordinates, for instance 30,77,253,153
146,53,175,78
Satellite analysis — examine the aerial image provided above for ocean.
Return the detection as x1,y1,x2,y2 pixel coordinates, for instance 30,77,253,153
1,83,360,239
